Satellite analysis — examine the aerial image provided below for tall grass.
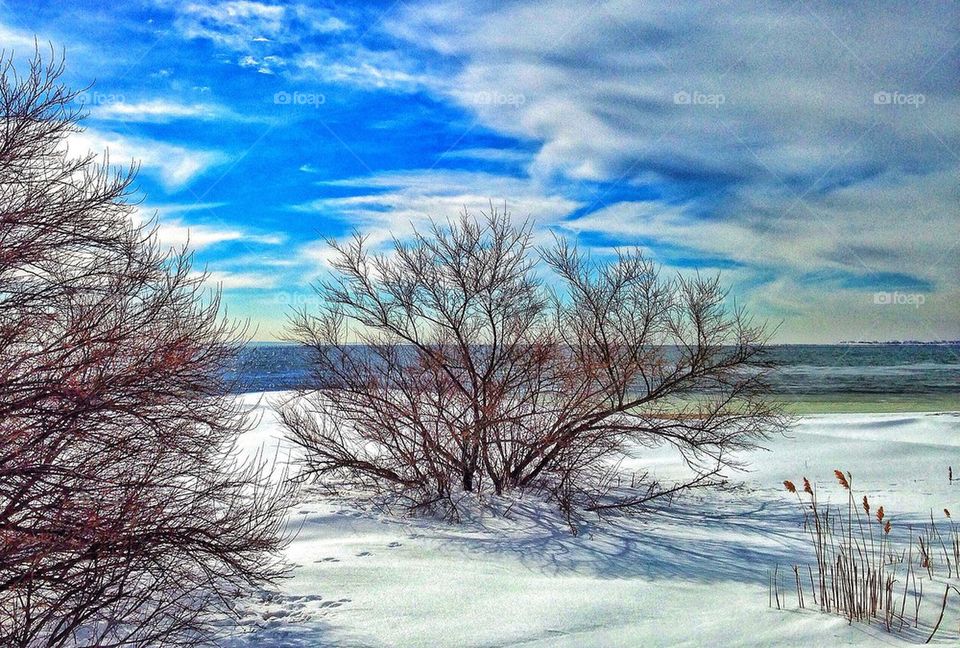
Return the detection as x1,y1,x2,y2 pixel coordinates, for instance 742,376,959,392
774,471,898,627
771,469,960,640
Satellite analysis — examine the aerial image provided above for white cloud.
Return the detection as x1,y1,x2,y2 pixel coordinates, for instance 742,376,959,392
0,23,41,52
238,53,284,74
154,219,285,250
295,47,428,91
166,1,428,89
441,148,530,164
177,1,286,48
300,168,578,238
173,1,350,66
297,238,340,272
293,6,349,34
135,203,286,251
136,0,959,341
88,99,231,122
375,0,960,341
194,270,279,290
560,167,960,342
383,0,960,193
291,168,580,278
68,129,226,189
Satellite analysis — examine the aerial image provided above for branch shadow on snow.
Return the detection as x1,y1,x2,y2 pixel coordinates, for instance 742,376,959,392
401,488,817,586
257,486,946,645
219,613,340,648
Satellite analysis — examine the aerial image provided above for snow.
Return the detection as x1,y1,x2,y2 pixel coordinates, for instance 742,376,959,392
225,393,960,646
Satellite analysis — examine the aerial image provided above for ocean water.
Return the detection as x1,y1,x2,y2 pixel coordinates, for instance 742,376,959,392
227,344,960,410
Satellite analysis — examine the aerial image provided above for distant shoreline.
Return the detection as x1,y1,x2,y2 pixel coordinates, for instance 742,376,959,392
780,394,960,415
837,340,960,346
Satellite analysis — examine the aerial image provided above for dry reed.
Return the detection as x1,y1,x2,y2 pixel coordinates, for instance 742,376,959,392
769,469,960,639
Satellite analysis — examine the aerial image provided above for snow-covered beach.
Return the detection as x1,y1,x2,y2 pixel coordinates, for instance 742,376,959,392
230,395,960,647
3,3,959,643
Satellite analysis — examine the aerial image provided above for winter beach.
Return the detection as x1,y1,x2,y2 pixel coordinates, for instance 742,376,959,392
229,384,960,646
4,2,958,643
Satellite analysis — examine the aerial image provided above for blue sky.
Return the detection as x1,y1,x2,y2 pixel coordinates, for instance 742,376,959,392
3,0,958,342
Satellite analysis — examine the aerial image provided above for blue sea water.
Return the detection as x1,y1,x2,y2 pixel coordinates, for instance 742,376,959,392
226,343,960,399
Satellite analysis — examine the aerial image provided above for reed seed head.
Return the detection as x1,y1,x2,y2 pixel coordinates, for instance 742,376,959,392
945,508,951,518
834,469,850,490
876,506,884,523
862,495,870,515
884,520,891,535
784,480,797,493
802,478,812,495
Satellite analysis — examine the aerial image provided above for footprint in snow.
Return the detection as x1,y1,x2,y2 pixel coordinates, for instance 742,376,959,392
356,551,372,557
314,557,340,563
319,598,351,609
334,509,364,518
387,541,402,548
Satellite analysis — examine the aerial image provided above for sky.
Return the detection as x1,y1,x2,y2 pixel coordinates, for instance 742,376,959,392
2,0,958,343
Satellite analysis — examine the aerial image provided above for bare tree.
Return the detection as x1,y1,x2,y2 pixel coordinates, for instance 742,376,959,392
0,48,292,646
282,208,787,522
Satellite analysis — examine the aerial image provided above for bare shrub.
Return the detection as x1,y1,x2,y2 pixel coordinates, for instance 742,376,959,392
282,207,786,520
0,48,292,646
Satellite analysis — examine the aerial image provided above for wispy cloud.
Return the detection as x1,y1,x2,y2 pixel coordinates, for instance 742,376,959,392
194,270,280,290
8,0,955,342
155,219,285,250
294,46,428,91
0,22,42,52
164,1,429,91
136,204,284,251
171,0,349,70
68,129,226,189
175,1,287,48
87,99,236,123
441,148,531,164
371,0,960,341
296,168,579,247
387,0,959,186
